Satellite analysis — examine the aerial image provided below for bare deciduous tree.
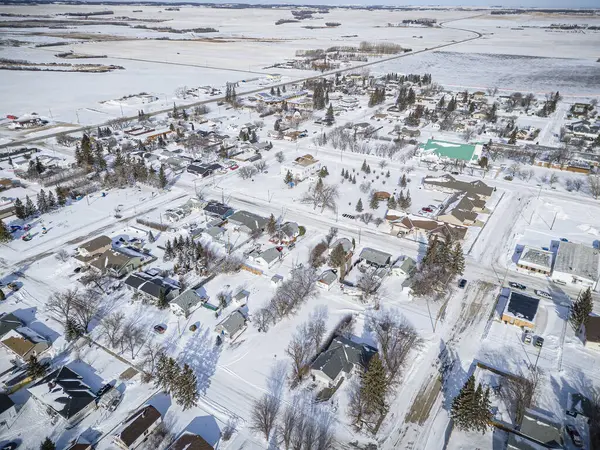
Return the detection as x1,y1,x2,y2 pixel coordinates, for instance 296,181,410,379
141,340,167,380
275,151,285,163
238,165,258,180
100,312,126,348
357,268,381,300
72,289,100,332
254,160,268,173
47,289,79,325
122,324,145,359
499,365,542,424
251,366,283,441
286,324,313,383
55,249,70,262
367,309,422,384
307,306,328,352
572,177,584,192
589,175,600,199
254,306,275,333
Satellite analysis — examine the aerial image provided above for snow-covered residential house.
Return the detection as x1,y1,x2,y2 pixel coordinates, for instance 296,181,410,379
310,336,377,388
507,409,563,450
77,235,113,259
0,313,23,339
280,154,322,181
437,193,482,227
501,291,540,330
422,174,493,200
552,242,599,289
253,247,282,269
0,393,18,430
329,237,353,259
170,289,207,316
89,249,143,278
64,437,93,450
391,256,417,277
0,327,50,363
358,247,392,268
227,210,268,235
215,311,247,340
273,221,300,244
113,405,163,450
169,431,215,450
585,316,600,353
124,270,181,303
203,201,234,220
28,367,97,425
317,270,338,291
516,246,553,276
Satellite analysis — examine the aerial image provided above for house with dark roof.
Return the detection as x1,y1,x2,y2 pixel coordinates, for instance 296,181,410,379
358,247,392,268
507,409,563,450
0,313,23,339
113,405,162,450
64,437,93,450
187,163,223,178
501,291,540,330
422,174,493,200
227,210,268,235
203,201,234,220
584,315,600,353
169,431,214,450
170,289,207,316
386,213,468,241
77,235,113,258
0,393,18,430
89,249,143,278
28,366,97,425
310,336,377,388
124,270,181,304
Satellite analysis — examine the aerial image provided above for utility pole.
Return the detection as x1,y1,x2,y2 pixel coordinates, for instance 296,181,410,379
550,211,558,230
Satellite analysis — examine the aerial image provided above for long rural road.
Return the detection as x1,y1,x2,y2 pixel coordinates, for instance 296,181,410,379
0,18,482,150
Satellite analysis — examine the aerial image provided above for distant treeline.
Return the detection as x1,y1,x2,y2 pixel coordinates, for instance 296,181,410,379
61,10,114,16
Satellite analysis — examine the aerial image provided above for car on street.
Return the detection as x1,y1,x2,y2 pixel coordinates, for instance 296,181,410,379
566,424,583,447
229,164,239,170
523,331,532,345
534,336,544,348
1,442,19,450
153,325,166,334
534,290,552,300
560,238,569,242
422,207,433,213
458,279,467,289
509,282,527,290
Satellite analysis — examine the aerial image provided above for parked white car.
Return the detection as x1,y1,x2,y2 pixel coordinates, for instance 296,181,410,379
534,290,552,300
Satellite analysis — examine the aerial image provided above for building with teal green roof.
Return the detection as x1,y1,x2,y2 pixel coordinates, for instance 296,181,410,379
420,139,483,163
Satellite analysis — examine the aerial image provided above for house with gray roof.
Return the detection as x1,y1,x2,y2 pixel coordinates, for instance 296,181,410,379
310,336,377,388
89,249,143,278
253,247,282,269
552,241,599,289
274,221,300,244
113,405,162,450
329,237,353,256
392,256,417,277
170,289,207,316
124,271,181,304
507,409,563,450
227,210,268,235
359,247,392,268
317,269,338,291
215,311,247,340
28,366,97,425
77,235,113,258
0,313,23,339
422,174,493,200
517,246,554,276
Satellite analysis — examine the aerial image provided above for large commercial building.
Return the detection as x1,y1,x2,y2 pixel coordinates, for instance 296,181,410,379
552,241,599,289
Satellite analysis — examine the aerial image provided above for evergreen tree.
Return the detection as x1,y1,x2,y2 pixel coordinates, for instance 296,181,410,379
399,174,407,187
56,187,67,206
0,220,11,243
40,437,56,450
404,190,412,209
27,354,47,379
155,355,180,393
0,289,4,301
158,165,168,189
385,170,390,178
341,168,345,177
370,193,379,210
157,289,168,309
508,128,518,145
450,375,476,431
387,196,397,210
14,198,26,220
325,103,334,124
173,363,199,410
451,243,465,275
571,287,593,332
163,239,174,262
270,86,275,95
365,164,371,174
47,190,56,209
360,354,388,424
65,318,84,342
25,195,37,218
329,243,347,272
355,198,364,212
37,190,48,214
361,160,368,172
437,96,446,109
80,134,94,170
267,214,277,235
352,175,356,184
35,157,45,175
397,190,405,209
284,170,293,185
276,87,281,96
94,142,107,171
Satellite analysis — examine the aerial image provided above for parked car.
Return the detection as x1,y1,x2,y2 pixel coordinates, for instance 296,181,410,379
7,282,19,291
534,290,552,300
96,383,113,397
229,164,239,171
458,279,467,289
1,442,19,450
560,238,569,242
523,331,532,345
534,336,544,348
422,207,433,213
153,325,166,334
566,424,583,447
509,282,526,290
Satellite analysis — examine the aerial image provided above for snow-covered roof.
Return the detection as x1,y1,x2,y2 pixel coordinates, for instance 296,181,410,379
553,241,599,282
310,336,377,381
359,247,392,267
28,367,96,420
517,246,553,272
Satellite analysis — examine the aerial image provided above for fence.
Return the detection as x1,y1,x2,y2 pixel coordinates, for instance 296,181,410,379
135,218,169,232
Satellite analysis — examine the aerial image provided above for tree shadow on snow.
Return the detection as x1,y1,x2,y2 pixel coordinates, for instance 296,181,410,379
179,325,222,394
182,416,222,447
439,339,468,412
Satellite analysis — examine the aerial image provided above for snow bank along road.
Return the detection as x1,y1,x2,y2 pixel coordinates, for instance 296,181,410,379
0,17,482,149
